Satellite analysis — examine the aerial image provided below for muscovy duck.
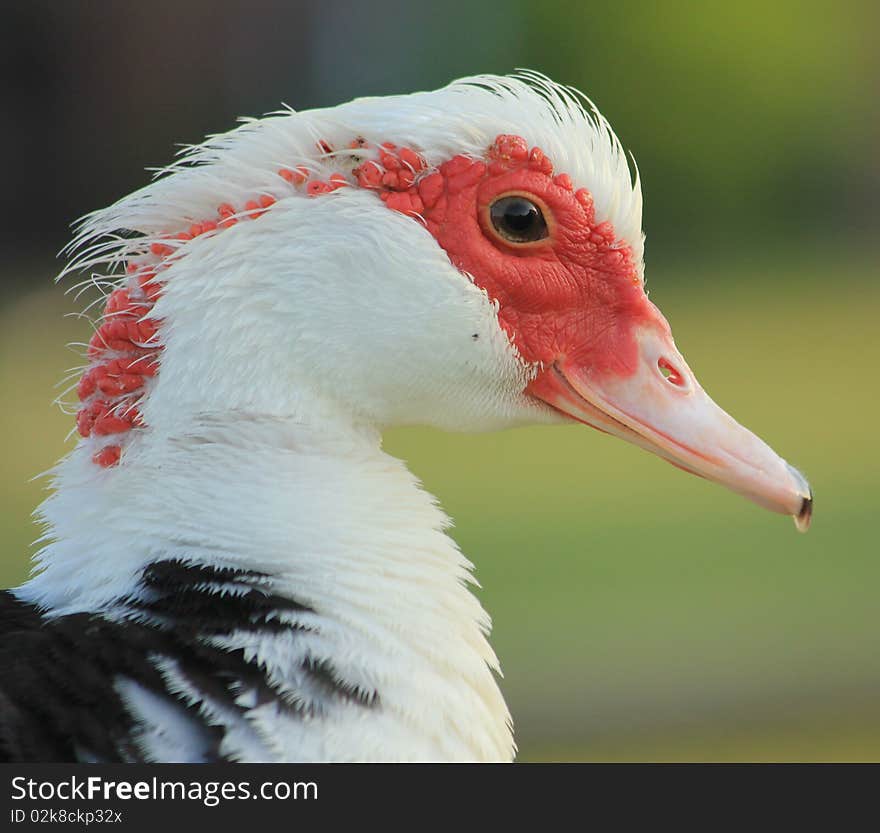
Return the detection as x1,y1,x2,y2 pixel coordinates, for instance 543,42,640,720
0,72,811,762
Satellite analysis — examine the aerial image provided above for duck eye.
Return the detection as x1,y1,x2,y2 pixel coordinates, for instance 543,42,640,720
489,195,548,244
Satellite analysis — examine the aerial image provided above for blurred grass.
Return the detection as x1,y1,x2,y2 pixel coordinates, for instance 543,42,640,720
1,246,877,760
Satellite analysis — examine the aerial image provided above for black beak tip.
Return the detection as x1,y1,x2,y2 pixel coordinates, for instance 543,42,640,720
795,492,813,533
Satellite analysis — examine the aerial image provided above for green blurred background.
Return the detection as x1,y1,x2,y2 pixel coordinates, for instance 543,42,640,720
1,1,877,760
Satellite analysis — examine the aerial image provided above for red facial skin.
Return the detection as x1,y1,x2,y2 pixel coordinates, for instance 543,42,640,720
357,134,664,389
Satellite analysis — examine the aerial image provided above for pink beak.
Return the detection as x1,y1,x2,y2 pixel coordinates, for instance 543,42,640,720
528,318,813,531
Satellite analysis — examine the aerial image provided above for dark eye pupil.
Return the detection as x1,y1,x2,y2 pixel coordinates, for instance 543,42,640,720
489,196,548,243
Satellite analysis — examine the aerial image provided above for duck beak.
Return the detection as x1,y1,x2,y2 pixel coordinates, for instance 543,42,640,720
527,317,812,531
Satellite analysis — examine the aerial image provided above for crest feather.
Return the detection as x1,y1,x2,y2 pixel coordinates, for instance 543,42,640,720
64,71,645,286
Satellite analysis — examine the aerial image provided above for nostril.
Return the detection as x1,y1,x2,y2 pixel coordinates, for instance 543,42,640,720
658,357,686,387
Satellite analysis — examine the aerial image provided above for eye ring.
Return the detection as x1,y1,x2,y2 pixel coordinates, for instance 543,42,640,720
484,192,551,247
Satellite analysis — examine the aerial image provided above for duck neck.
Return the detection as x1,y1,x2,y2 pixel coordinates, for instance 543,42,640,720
20,409,514,761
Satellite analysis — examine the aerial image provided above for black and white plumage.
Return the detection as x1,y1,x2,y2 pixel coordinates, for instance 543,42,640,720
1,73,810,762
0,561,376,762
